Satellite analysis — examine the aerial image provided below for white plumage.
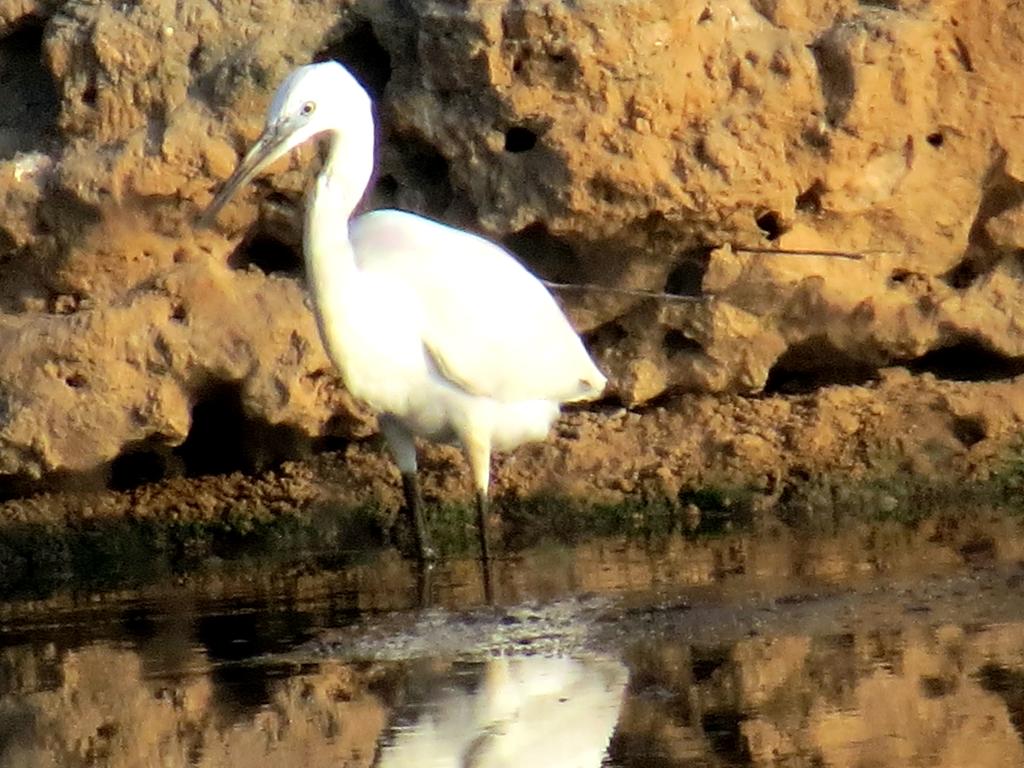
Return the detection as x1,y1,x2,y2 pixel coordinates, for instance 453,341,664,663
203,61,605,562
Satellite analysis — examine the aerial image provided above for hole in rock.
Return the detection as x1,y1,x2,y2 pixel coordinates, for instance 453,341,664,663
314,18,392,101
664,246,713,296
663,328,701,356
0,22,60,159
755,210,784,241
906,339,1024,382
109,444,175,491
889,269,913,285
82,80,97,107
502,222,579,282
173,381,309,477
764,336,879,394
795,180,824,214
504,126,538,153
926,131,944,148
228,231,301,275
951,415,986,447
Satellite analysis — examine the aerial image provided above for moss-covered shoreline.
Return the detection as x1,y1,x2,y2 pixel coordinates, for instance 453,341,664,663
2,436,1023,606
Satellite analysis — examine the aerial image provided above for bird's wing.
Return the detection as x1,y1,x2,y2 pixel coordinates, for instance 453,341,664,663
350,209,605,403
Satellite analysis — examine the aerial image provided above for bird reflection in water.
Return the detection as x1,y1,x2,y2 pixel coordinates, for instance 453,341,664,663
376,655,628,767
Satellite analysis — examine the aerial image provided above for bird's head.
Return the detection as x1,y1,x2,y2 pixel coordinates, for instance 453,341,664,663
201,61,372,226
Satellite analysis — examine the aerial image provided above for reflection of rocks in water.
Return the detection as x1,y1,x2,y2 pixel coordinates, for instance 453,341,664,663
0,643,385,767
609,621,1024,767
194,609,317,725
376,656,627,767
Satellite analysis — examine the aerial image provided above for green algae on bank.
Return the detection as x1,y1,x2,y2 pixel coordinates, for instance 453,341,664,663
3,440,1024,605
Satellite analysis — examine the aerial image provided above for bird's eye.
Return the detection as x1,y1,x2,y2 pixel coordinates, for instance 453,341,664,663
300,101,316,116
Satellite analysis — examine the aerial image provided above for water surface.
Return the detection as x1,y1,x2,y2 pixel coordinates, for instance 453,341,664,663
3,523,1024,767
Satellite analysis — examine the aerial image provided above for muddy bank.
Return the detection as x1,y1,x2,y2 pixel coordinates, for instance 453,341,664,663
3,369,1024,600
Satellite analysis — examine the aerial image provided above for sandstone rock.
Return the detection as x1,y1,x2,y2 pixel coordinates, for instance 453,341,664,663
0,0,1022,479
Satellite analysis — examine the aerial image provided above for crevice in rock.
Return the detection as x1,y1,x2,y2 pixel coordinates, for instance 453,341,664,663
889,268,925,286
0,21,60,159
502,222,580,282
944,261,979,290
588,175,628,205
810,32,856,127
664,246,713,296
173,381,309,478
952,36,974,73
664,328,702,357
108,441,179,491
377,134,453,218
764,337,880,394
314,17,392,101
0,473,46,503
905,339,1024,382
943,156,1024,289
796,180,825,214
583,320,629,349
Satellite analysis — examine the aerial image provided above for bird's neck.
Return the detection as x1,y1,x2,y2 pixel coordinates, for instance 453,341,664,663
302,127,375,365
304,126,375,273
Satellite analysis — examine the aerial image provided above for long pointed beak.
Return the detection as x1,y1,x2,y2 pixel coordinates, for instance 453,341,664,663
199,124,290,228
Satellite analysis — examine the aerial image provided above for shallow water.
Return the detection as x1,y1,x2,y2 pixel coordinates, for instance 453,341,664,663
4,524,1024,767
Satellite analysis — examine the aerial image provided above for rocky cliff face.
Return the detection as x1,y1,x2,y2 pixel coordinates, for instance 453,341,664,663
0,0,1022,485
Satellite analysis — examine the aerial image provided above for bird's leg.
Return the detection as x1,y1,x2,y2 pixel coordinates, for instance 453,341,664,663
416,551,434,608
476,490,495,604
381,415,434,563
463,432,494,565
475,490,492,565
401,471,434,564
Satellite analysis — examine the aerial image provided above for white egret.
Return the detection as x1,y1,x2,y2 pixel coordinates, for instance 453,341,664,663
377,655,628,767
202,61,606,562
